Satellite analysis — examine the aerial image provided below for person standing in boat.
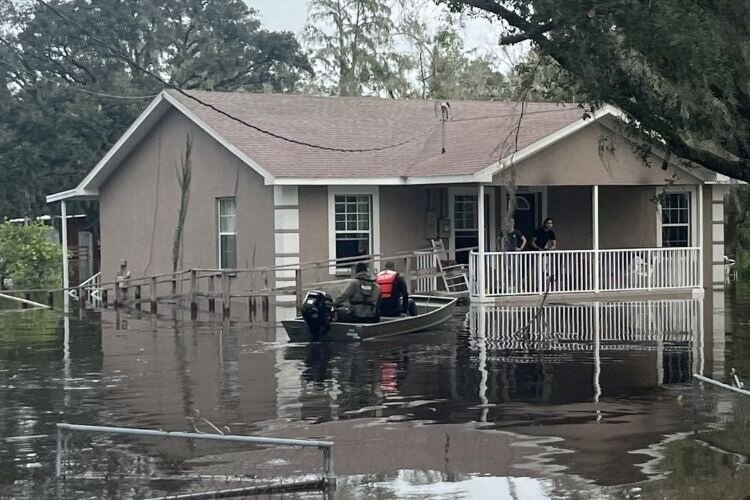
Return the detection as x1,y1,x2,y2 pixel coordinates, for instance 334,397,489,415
376,261,416,317
334,262,381,323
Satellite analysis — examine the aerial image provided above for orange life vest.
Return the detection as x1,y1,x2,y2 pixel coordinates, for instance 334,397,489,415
376,270,398,299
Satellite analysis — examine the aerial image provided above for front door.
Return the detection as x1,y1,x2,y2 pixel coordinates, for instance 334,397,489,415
513,193,541,249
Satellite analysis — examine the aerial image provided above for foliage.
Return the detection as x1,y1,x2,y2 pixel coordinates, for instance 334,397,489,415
304,0,412,97
443,0,750,181
0,222,62,290
399,11,510,100
0,0,312,219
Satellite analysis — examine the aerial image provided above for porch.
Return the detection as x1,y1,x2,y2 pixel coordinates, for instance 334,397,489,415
469,247,701,298
464,183,706,301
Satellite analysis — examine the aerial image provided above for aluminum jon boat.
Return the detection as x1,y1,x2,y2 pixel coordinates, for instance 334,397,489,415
282,295,457,342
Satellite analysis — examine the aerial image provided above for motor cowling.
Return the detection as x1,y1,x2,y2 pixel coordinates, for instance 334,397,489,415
300,290,334,339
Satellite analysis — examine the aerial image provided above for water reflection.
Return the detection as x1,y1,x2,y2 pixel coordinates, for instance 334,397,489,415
2,291,749,499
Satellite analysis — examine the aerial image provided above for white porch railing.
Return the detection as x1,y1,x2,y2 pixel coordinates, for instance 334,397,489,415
472,247,700,297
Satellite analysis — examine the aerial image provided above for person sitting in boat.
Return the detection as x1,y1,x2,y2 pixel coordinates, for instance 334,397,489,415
334,262,381,323
376,261,416,317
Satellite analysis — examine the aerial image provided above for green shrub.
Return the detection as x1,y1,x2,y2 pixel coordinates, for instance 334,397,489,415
0,222,62,290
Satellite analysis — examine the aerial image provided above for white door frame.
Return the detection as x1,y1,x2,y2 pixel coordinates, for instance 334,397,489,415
449,186,496,258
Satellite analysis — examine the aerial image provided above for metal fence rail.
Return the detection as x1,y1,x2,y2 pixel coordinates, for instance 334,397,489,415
56,423,335,494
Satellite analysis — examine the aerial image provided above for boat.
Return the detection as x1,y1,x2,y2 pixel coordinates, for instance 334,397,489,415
282,294,457,342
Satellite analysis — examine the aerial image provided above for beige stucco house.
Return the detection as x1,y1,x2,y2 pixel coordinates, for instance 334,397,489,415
47,90,731,303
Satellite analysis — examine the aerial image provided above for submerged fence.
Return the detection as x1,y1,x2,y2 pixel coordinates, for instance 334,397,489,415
55,423,335,499
691,374,750,457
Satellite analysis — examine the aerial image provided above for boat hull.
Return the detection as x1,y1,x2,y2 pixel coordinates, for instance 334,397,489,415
282,295,457,342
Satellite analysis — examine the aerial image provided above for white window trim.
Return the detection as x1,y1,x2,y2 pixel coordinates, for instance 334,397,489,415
217,197,237,269
448,186,496,257
655,186,698,247
328,186,380,275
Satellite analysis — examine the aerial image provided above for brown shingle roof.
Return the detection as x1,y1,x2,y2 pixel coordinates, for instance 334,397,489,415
167,90,584,179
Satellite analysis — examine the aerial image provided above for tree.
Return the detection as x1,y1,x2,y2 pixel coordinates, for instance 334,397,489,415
304,0,412,97
442,0,750,181
0,222,62,290
398,10,510,100
0,0,312,219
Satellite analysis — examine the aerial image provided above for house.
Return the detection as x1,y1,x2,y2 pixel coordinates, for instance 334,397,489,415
46,89,730,302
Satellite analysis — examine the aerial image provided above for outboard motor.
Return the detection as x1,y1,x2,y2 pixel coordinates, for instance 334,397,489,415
300,290,334,340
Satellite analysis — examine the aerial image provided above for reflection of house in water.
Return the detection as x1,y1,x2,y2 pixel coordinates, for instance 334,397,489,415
277,294,728,487
468,298,704,399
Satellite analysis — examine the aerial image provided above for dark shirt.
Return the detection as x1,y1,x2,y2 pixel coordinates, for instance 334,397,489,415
504,229,525,251
532,228,556,250
380,274,409,316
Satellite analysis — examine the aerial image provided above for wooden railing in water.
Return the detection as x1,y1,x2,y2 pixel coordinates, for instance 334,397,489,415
1,246,475,320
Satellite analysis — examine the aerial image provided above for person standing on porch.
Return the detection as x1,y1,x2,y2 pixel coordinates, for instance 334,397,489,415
499,220,527,251
531,218,557,251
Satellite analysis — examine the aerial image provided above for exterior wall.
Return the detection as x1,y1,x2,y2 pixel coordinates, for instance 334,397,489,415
297,185,431,281
491,123,702,186
379,186,431,255
599,186,658,248
548,186,592,250
99,108,274,284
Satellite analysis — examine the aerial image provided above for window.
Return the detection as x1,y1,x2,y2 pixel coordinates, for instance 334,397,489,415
334,194,372,266
454,195,477,230
218,198,237,268
661,192,691,247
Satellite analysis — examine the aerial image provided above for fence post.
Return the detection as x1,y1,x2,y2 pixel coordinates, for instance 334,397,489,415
404,257,412,291
249,296,255,322
149,276,157,314
323,446,335,487
190,270,198,318
295,269,302,311
114,280,121,308
47,291,54,308
537,253,544,295
78,285,86,311
134,285,142,310
56,426,63,478
262,295,269,322
221,271,230,318
648,249,653,291
102,289,108,307
208,274,216,313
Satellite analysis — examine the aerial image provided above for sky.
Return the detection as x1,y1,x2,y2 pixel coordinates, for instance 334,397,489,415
246,0,525,68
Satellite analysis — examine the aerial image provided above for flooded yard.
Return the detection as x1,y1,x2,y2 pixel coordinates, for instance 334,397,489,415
1,288,750,499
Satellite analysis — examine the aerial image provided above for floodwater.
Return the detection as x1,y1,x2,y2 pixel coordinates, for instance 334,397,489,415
1,288,750,499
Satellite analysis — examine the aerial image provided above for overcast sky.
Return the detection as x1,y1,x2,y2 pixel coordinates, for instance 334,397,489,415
246,0,523,67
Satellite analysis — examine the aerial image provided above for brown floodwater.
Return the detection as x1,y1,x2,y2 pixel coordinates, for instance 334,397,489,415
1,287,750,499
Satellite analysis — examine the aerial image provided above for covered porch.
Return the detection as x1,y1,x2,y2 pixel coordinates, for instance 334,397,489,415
463,183,706,301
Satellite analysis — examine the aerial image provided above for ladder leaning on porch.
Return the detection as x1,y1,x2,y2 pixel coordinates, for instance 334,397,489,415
430,239,470,295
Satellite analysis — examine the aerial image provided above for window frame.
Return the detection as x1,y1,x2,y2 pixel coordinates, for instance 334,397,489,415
327,186,380,275
656,187,697,248
217,197,238,269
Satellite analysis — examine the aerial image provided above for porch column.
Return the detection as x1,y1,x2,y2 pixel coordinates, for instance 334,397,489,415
61,200,69,311
478,184,486,301
698,185,704,289
592,185,600,293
